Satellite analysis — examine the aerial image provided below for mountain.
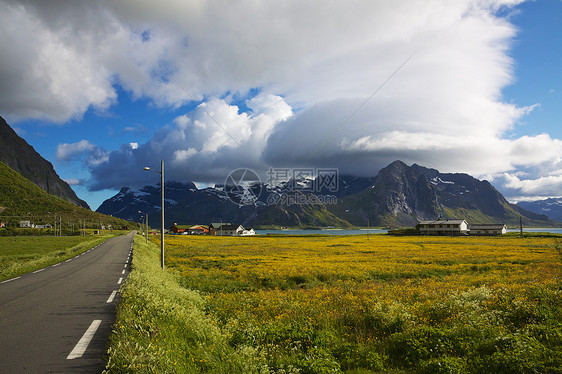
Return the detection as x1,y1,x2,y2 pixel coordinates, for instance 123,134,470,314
330,160,558,227
0,161,131,229
97,182,198,224
96,160,558,229
0,116,89,208
97,182,351,228
516,198,562,222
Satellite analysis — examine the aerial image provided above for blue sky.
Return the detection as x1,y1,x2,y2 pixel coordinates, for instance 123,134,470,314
1,0,561,210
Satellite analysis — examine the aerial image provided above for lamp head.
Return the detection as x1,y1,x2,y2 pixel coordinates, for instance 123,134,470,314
143,167,150,171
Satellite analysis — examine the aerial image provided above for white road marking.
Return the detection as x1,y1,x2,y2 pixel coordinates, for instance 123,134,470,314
67,320,102,360
1,276,21,284
123,264,127,268
121,270,125,275
65,259,72,263
52,263,61,267
32,269,45,274
117,277,123,285
106,290,117,303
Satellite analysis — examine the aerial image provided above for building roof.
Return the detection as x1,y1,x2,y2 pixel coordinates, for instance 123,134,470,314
189,225,209,230
469,224,506,230
210,222,232,229
215,224,243,231
417,220,467,225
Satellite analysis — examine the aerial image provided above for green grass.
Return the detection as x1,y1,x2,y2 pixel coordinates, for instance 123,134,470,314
0,234,120,280
104,235,268,373
105,235,562,373
0,161,134,230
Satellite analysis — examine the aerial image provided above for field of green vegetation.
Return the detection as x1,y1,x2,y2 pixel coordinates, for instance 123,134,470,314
106,234,562,373
0,234,121,280
0,161,134,231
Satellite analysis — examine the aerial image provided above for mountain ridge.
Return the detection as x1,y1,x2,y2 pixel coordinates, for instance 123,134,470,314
0,161,132,229
0,116,89,209
516,198,562,222
96,160,559,228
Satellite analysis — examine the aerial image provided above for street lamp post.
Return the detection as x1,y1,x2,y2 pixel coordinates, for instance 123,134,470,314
145,212,148,244
138,210,149,244
143,160,165,270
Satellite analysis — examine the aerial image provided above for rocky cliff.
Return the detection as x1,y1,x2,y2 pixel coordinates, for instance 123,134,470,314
0,116,89,208
95,160,557,228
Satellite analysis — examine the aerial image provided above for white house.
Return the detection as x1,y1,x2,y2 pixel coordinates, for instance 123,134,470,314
469,224,507,236
237,228,256,236
416,220,469,236
19,220,34,228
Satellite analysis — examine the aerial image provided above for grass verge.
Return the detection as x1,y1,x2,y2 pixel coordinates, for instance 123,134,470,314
104,234,268,373
0,234,119,281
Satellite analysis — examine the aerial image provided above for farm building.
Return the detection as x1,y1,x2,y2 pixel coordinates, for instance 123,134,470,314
169,224,191,234
19,220,34,228
209,223,244,236
188,225,209,235
469,224,507,236
416,220,468,236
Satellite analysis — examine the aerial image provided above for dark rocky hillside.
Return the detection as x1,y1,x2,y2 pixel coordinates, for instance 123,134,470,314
97,182,350,229
96,160,558,229
0,161,131,229
330,160,557,227
0,116,89,208
517,198,562,222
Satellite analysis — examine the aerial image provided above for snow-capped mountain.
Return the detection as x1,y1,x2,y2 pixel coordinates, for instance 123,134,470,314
516,198,562,222
96,161,558,228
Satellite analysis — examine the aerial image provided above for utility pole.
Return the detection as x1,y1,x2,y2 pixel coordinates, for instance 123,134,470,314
143,160,165,270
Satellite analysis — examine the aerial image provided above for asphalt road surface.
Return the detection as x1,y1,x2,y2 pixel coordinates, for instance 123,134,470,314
0,232,134,373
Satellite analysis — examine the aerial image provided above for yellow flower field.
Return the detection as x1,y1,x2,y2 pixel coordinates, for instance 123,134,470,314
159,234,561,373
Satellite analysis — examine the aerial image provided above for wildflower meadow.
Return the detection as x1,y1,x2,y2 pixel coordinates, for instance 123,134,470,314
106,233,562,373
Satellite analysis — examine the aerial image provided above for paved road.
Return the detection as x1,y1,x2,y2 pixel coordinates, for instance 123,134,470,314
0,232,134,373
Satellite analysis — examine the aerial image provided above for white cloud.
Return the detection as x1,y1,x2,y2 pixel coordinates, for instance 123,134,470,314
56,140,96,162
56,139,109,167
129,142,139,150
503,173,562,196
88,94,293,189
5,0,562,200
64,178,82,186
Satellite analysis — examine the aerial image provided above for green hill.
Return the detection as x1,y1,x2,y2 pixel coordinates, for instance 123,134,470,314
0,161,133,232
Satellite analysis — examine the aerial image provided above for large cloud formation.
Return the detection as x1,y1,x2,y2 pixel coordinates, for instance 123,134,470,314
2,0,561,199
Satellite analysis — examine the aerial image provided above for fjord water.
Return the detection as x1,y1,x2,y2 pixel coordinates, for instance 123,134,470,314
257,228,562,235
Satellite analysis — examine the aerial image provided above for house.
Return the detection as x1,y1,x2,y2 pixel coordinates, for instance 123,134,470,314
238,228,256,236
416,219,468,236
469,224,507,236
209,223,244,236
188,225,209,235
169,224,190,234
19,220,34,228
